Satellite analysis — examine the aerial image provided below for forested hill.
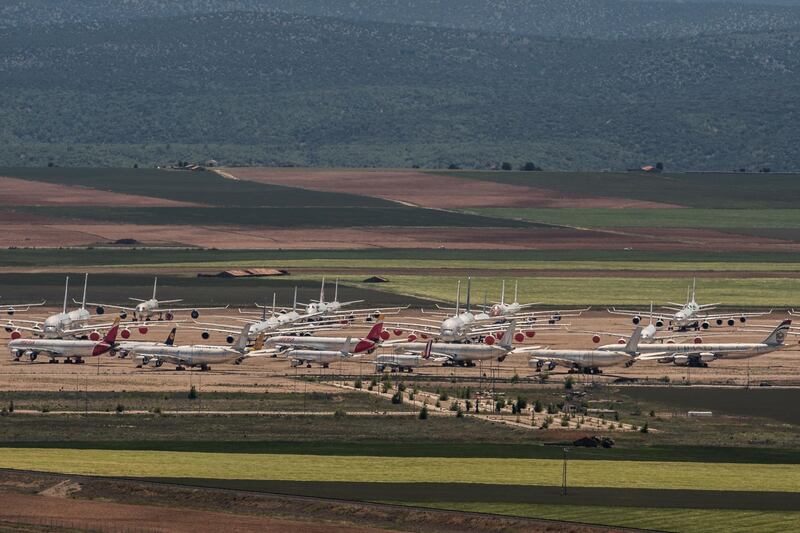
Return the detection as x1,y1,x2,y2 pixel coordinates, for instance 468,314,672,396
1,2,799,170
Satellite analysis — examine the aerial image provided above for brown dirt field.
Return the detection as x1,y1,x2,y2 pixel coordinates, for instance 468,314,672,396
227,167,680,209
0,491,392,533
0,470,620,533
4,222,799,252
0,310,798,391
0,176,200,208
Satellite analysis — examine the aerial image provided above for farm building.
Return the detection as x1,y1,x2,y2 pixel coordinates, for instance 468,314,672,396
199,268,289,278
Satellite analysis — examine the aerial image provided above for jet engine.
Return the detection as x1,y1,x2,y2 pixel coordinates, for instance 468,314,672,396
632,315,641,325
699,352,716,363
655,318,664,328
393,329,403,336
165,312,174,321
514,332,525,343
739,316,747,323
617,338,626,344
592,335,601,344
138,326,149,334
10,330,22,340
226,335,234,344
96,306,105,315
525,330,536,338
201,331,210,340
191,310,200,319
120,328,131,339
89,331,101,341
673,355,690,366
716,318,723,326
6,308,14,316
693,336,703,344
483,335,496,346
379,331,391,341
407,333,417,342
727,318,735,326
701,322,710,329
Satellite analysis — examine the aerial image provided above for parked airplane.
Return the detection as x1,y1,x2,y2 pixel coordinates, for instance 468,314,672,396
0,298,46,316
9,318,121,364
116,327,177,358
284,338,353,368
629,319,792,367
294,278,407,322
486,280,541,317
521,326,642,374
131,324,253,370
84,277,228,322
391,320,520,367
390,279,564,342
258,320,388,355
608,279,770,331
4,275,115,339
194,289,342,342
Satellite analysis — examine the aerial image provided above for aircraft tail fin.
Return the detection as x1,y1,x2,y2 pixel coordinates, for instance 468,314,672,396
763,319,791,346
499,319,518,348
422,339,433,359
152,277,158,300
63,276,70,313
164,327,176,346
103,317,121,345
365,316,385,342
235,324,251,352
340,336,352,355
81,273,88,309
625,326,643,353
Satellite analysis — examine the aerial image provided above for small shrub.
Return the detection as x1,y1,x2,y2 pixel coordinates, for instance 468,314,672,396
188,385,198,399
8,400,13,413
614,411,620,421
354,378,362,389
516,397,527,411
455,408,464,418
115,404,125,414
334,408,347,419
564,376,574,390
510,372,520,384
495,400,504,412
533,399,543,413
449,401,460,412
465,400,472,411
397,382,406,392
419,406,429,419
649,410,656,417
435,400,441,408
439,391,449,401
408,392,415,401
640,422,649,433
151,406,162,414
367,384,374,391
391,391,403,405
370,378,378,387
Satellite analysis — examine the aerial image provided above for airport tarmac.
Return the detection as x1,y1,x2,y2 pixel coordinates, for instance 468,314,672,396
0,309,797,394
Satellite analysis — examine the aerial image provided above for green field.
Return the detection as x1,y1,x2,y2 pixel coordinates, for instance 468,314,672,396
409,502,800,533
1,448,798,492
1,248,798,268
0,272,794,307
475,207,800,229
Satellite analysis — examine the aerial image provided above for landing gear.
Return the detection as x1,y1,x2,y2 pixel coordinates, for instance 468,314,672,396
200,364,210,371
176,365,185,371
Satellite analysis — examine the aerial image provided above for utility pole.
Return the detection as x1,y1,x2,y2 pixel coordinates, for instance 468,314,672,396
562,447,569,496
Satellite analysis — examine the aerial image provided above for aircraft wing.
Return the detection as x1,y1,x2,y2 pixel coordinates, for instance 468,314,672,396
158,305,229,314
635,352,674,361
3,323,43,334
0,300,46,310
698,309,773,321
81,301,136,312
607,307,650,317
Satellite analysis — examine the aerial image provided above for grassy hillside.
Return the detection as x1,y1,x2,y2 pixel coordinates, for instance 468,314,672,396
1,7,799,169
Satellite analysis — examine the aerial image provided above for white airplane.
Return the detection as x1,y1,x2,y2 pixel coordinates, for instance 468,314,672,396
486,280,541,317
389,279,562,343
84,277,228,322
370,353,426,373
628,319,792,367
9,318,121,364
283,338,353,368
293,278,407,322
115,327,177,358
258,320,388,356
521,326,642,374
0,298,46,316
4,274,117,339
193,289,342,342
390,320,520,367
608,279,771,331
131,324,253,371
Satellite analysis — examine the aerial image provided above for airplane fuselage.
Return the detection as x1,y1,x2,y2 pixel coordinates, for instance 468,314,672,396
527,349,633,369
41,308,92,338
